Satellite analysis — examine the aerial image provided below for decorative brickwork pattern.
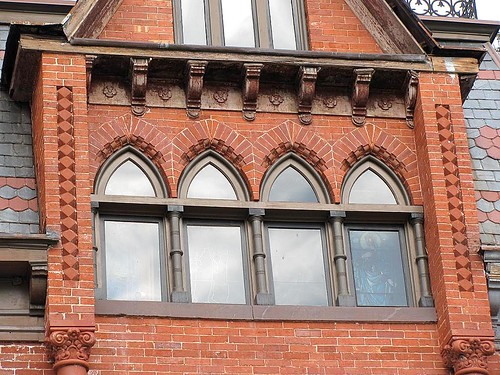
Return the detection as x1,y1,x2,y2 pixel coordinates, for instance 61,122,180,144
436,104,473,292
334,124,418,204
57,86,79,281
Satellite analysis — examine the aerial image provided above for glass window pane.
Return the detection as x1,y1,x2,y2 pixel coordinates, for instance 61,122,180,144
349,169,397,204
187,225,246,304
269,167,318,202
104,221,162,301
268,227,328,306
187,164,237,200
105,160,156,197
349,229,408,306
221,0,255,47
181,0,207,45
269,0,297,49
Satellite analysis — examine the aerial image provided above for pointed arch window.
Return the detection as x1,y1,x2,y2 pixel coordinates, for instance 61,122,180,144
93,149,168,302
338,158,433,308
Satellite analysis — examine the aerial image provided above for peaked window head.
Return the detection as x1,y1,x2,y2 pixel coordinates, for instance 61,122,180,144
262,156,328,203
342,159,408,205
269,166,318,203
95,149,167,198
187,164,237,200
180,154,248,201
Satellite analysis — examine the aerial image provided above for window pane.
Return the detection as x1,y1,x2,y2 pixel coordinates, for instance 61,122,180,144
221,0,255,47
349,229,408,306
268,227,328,306
105,160,156,197
187,225,246,304
104,221,162,301
181,0,207,45
269,167,318,202
269,0,297,49
349,169,396,204
187,164,237,200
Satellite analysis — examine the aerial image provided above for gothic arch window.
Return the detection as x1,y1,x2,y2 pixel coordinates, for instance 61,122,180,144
93,148,168,302
173,0,308,50
340,158,432,308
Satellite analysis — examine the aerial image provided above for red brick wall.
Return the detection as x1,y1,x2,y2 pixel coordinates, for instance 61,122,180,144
99,0,382,53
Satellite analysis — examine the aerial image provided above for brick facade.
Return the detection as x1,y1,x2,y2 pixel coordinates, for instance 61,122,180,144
1,0,498,374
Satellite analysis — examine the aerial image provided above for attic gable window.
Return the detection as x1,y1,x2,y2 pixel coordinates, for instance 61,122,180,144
174,0,308,50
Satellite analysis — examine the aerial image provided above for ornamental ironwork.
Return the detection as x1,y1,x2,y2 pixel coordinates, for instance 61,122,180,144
404,0,477,18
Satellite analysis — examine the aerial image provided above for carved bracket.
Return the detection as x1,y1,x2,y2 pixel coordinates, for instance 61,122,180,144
351,68,374,126
130,57,150,116
297,66,320,125
47,326,96,372
404,70,419,129
442,337,495,375
85,55,97,97
29,261,47,316
185,60,208,119
242,63,263,121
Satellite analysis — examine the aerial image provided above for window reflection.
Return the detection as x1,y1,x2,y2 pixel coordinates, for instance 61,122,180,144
187,224,246,304
269,0,297,49
268,227,328,306
181,0,207,45
221,0,255,47
349,229,408,306
187,164,237,200
269,167,318,202
104,221,162,301
105,160,156,197
348,169,396,204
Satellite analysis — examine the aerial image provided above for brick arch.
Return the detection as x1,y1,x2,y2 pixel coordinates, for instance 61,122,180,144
255,120,334,201
333,123,420,204
89,114,171,193
171,119,254,199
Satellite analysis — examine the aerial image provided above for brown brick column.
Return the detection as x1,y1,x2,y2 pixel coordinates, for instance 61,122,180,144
31,53,96,373
414,72,495,374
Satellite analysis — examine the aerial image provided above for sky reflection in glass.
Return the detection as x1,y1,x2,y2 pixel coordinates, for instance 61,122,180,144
349,229,408,306
348,169,396,204
269,0,297,49
187,164,237,200
221,0,255,47
105,160,156,197
269,167,318,202
187,225,246,304
105,221,161,301
269,227,328,306
181,0,207,45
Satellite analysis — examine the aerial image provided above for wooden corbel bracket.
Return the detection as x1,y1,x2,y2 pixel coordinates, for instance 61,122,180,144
130,57,151,116
242,63,263,121
185,60,208,119
297,66,320,125
404,70,419,129
351,68,374,126
29,261,47,316
85,55,97,97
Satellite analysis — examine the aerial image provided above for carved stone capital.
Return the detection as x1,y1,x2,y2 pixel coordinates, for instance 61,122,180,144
130,58,150,116
297,66,319,125
185,60,208,119
404,70,419,129
351,68,374,126
442,337,495,375
47,326,96,372
242,63,263,121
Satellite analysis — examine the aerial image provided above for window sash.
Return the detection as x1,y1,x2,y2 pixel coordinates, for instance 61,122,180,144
174,0,307,49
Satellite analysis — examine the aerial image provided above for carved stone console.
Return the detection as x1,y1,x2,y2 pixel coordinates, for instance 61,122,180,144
130,58,150,116
351,68,374,126
184,60,208,119
297,66,319,125
46,323,96,375
404,70,419,129
442,337,496,375
242,63,263,121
